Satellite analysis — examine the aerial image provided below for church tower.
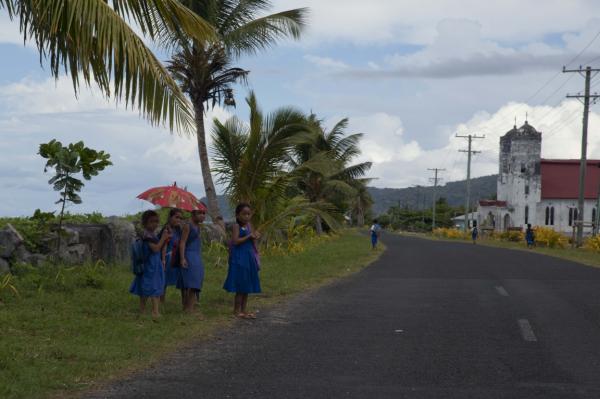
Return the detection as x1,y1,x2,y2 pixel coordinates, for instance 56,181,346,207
497,121,542,228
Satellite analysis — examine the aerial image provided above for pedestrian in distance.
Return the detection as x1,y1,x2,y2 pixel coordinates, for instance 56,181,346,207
471,222,478,244
178,209,206,316
223,203,262,319
160,208,183,304
370,219,382,249
525,224,535,248
129,210,171,320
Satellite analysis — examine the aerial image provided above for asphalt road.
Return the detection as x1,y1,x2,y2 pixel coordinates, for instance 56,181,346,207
88,235,600,398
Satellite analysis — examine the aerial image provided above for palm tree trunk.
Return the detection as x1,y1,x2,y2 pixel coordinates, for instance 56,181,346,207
357,198,365,227
193,101,222,221
315,215,323,235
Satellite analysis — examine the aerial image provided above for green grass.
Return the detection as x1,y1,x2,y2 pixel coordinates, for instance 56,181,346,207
0,231,381,399
398,231,600,268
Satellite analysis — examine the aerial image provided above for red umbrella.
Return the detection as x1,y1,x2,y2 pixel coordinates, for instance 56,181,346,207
137,182,207,212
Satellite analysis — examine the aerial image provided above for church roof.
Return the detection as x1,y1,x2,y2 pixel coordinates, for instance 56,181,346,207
541,159,600,199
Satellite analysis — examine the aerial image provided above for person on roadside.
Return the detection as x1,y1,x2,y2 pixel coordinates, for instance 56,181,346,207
129,210,170,320
177,209,206,316
471,222,479,244
160,208,183,304
525,224,535,248
223,203,262,319
370,219,382,249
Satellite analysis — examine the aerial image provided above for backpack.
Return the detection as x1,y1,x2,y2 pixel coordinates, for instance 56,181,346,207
130,238,146,276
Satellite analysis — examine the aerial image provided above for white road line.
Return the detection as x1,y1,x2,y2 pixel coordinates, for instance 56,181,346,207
518,319,538,342
495,286,509,297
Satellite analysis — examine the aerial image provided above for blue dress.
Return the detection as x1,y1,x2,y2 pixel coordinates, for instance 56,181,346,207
223,225,261,294
129,232,165,298
177,223,204,291
163,226,181,286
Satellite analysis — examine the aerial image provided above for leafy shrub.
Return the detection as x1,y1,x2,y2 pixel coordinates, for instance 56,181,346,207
498,230,523,242
533,227,568,248
584,235,600,252
432,228,470,240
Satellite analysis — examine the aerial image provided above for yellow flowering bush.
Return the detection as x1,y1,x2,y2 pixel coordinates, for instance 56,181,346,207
498,230,523,242
584,235,600,252
534,227,568,248
433,228,470,240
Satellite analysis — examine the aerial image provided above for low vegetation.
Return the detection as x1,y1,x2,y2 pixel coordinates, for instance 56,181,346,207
0,231,380,399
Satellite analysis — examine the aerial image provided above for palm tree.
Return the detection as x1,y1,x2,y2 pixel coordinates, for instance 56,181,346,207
0,0,216,132
166,0,308,221
290,115,372,234
211,92,336,240
349,179,374,227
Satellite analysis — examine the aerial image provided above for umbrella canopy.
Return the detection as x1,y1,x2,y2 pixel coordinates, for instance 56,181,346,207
137,182,207,212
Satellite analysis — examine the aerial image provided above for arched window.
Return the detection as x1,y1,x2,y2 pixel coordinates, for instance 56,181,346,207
550,207,555,225
525,206,529,225
569,208,574,226
545,207,550,225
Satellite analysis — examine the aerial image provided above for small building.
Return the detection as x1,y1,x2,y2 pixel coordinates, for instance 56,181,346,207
477,121,600,234
452,212,478,230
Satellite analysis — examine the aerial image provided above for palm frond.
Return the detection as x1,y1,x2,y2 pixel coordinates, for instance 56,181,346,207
224,8,309,56
3,0,220,133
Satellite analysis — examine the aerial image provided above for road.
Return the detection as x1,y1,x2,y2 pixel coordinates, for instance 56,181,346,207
89,235,600,398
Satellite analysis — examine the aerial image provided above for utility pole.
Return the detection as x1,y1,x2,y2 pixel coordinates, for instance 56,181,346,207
564,66,600,246
456,133,485,232
428,168,445,230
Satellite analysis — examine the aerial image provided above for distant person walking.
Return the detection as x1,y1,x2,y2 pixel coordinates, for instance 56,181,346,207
223,203,262,319
471,223,478,244
370,219,382,249
525,224,535,248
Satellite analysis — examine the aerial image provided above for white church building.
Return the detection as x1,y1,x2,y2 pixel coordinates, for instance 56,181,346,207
476,121,600,234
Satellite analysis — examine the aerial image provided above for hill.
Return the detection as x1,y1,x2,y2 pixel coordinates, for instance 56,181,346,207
369,175,498,215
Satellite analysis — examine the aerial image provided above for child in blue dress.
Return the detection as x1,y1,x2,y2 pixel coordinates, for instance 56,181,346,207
160,208,183,304
370,219,382,249
525,224,535,248
178,209,206,314
223,203,262,319
130,210,171,319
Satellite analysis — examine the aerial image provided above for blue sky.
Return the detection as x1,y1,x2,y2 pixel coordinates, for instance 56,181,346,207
2,1,600,216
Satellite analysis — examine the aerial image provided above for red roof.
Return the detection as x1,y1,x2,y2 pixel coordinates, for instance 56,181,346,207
479,200,507,207
541,159,600,199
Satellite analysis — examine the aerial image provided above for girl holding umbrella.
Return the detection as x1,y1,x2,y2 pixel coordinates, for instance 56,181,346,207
137,183,207,316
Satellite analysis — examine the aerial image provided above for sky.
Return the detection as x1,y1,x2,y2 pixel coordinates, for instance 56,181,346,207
2,1,600,216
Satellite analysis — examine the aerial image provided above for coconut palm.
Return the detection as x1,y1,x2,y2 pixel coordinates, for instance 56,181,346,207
349,179,374,227
0,0,217,131
290,115,372,234
211,92,336,240
166,0,308,221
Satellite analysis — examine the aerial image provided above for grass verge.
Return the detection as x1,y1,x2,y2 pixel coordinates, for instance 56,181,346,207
397,231,600,268
0,231,382,399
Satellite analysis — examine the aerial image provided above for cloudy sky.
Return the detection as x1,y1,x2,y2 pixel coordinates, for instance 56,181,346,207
2,1,600,216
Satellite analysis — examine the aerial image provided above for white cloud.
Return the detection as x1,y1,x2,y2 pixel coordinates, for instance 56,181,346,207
0,15,24,46
274,0,600,46
338,18,600,79
0,77,231,216
346,100,600,190
304,54,349,70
